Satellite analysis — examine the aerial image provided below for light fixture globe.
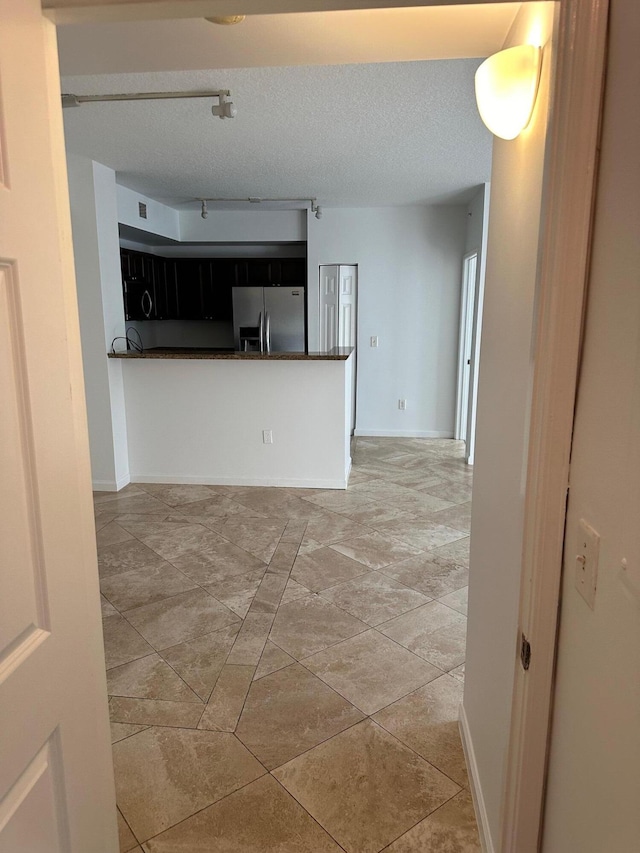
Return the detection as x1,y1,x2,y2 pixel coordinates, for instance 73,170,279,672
475,44,542,140
206,15,246,25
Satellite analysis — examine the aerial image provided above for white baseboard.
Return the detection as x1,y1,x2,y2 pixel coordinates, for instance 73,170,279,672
130,473,348,490
92,474,131,492
459,703,496,853
354,429,455,439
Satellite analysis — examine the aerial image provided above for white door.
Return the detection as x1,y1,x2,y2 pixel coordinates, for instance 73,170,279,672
319,264,339,352
338,265,357,348
455,252,477,443
0,2,117,851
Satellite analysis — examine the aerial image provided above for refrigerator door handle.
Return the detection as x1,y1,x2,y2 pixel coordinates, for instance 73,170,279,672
265,312,271,353
258,312,264,352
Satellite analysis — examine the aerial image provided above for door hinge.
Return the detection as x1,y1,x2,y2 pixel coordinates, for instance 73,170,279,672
520,633,531,671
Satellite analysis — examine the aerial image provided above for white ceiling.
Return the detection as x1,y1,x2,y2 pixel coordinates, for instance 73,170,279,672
59,6,518,210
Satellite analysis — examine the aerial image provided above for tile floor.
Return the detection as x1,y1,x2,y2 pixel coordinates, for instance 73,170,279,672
96,437,480,853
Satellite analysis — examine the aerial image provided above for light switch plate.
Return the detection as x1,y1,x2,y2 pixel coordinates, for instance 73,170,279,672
370,336,379,348
575,518,599,608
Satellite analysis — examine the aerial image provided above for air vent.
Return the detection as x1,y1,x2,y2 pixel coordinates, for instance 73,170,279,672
138,202,147,220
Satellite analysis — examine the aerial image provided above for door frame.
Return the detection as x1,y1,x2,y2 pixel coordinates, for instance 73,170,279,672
40,0,610,849
455,251,478,443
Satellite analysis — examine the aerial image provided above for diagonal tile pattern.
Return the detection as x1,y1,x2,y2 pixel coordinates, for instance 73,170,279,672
95,437,480,851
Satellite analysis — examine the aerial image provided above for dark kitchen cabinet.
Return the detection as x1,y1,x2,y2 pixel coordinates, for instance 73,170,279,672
175,259,203,319
120,248,305,322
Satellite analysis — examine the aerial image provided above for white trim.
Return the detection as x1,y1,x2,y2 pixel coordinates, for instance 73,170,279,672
354,429,454,438
92,474,131,492
130,473,347,489
501,1,610,851
455,251,478,441
459,704,495,853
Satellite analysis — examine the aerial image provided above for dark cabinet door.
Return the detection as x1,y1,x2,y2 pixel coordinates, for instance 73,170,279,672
202,260,234,321
175,259,203,319
246,259,275,285
123,278,154,321
279,258,306,285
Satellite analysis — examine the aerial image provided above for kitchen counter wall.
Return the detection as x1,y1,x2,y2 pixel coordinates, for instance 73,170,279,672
109,347,353,361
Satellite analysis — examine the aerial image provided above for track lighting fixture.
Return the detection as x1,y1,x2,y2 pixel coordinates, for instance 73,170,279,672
193,197,323,217
61,89,236,120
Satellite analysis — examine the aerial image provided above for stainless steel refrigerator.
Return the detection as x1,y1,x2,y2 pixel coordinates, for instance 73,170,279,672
232,286,306,353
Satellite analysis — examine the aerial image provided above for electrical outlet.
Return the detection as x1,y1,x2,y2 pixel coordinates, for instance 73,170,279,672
262,429,273,444
575,518,599,608
370,336,379,348
398,399,407,411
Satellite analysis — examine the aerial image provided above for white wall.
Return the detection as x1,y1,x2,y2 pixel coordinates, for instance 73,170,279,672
122,356,353,488
541,1,640,849
117,184,180,240
67,154,130,490
179,208,305,243
307,205,467,437
461,4,555,849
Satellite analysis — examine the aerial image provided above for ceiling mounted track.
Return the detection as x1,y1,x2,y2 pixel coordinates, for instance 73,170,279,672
195,197,323,219
61,90,237,119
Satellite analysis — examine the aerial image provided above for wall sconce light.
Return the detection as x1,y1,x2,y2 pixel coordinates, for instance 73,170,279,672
475,45,542,140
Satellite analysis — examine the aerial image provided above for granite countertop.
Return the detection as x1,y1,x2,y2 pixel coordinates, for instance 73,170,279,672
108,347,354,361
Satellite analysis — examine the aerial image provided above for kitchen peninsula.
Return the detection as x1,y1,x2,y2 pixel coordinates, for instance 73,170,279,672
109,348,355,489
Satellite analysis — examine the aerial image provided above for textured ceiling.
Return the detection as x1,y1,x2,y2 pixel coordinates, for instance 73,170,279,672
62,61,493,208
59,7,514,209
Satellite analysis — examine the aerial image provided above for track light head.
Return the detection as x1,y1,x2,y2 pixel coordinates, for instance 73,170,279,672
201,200,208,219
315,205,323,220
212,94,237,119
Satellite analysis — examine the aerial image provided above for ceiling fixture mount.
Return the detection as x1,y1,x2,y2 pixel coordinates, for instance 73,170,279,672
206,15,246,25
61,89,236,120
311,202,323,220
201,200,208,219
475,44,542,140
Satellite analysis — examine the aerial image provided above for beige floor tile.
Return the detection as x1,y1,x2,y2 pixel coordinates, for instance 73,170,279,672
340,505,418,530
124,589,240,650
93,492,170,516
450,663,466,684
198,665,254,732
373,674,468,786
111,722,149,744
250,573,288,613
226,612,274,665
95,510,118,531
269,595,368,660
172,541,267,585
376,518,467,552
291,547,371,592
107,654,201,704
118,808,138,852
438,586,469,616
206,517,287,562
201,569,265,618
429,501,472,534
98,540,169,580
100,563,198,612
304,629,441,715
424,480,474,505
103,615,154,670
382,790,481,852
236,663,364,769
302,490,379,515
139,524,228,563
330,530,422,570
280,578,310,605
378,602,467,671
137,483,219,506
253,641,295,680
379,553,469,598
101,594,118,617
159,624,240,701
113,726,265,842
274,720,459,853
320,573,431,626
302,511,372,546
142,774,343,853
110,697,204,728
428,536,471,569
97,521,134,550
266,540,300,574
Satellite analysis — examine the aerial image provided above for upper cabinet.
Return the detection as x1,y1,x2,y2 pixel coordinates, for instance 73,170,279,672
120,249,304,322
